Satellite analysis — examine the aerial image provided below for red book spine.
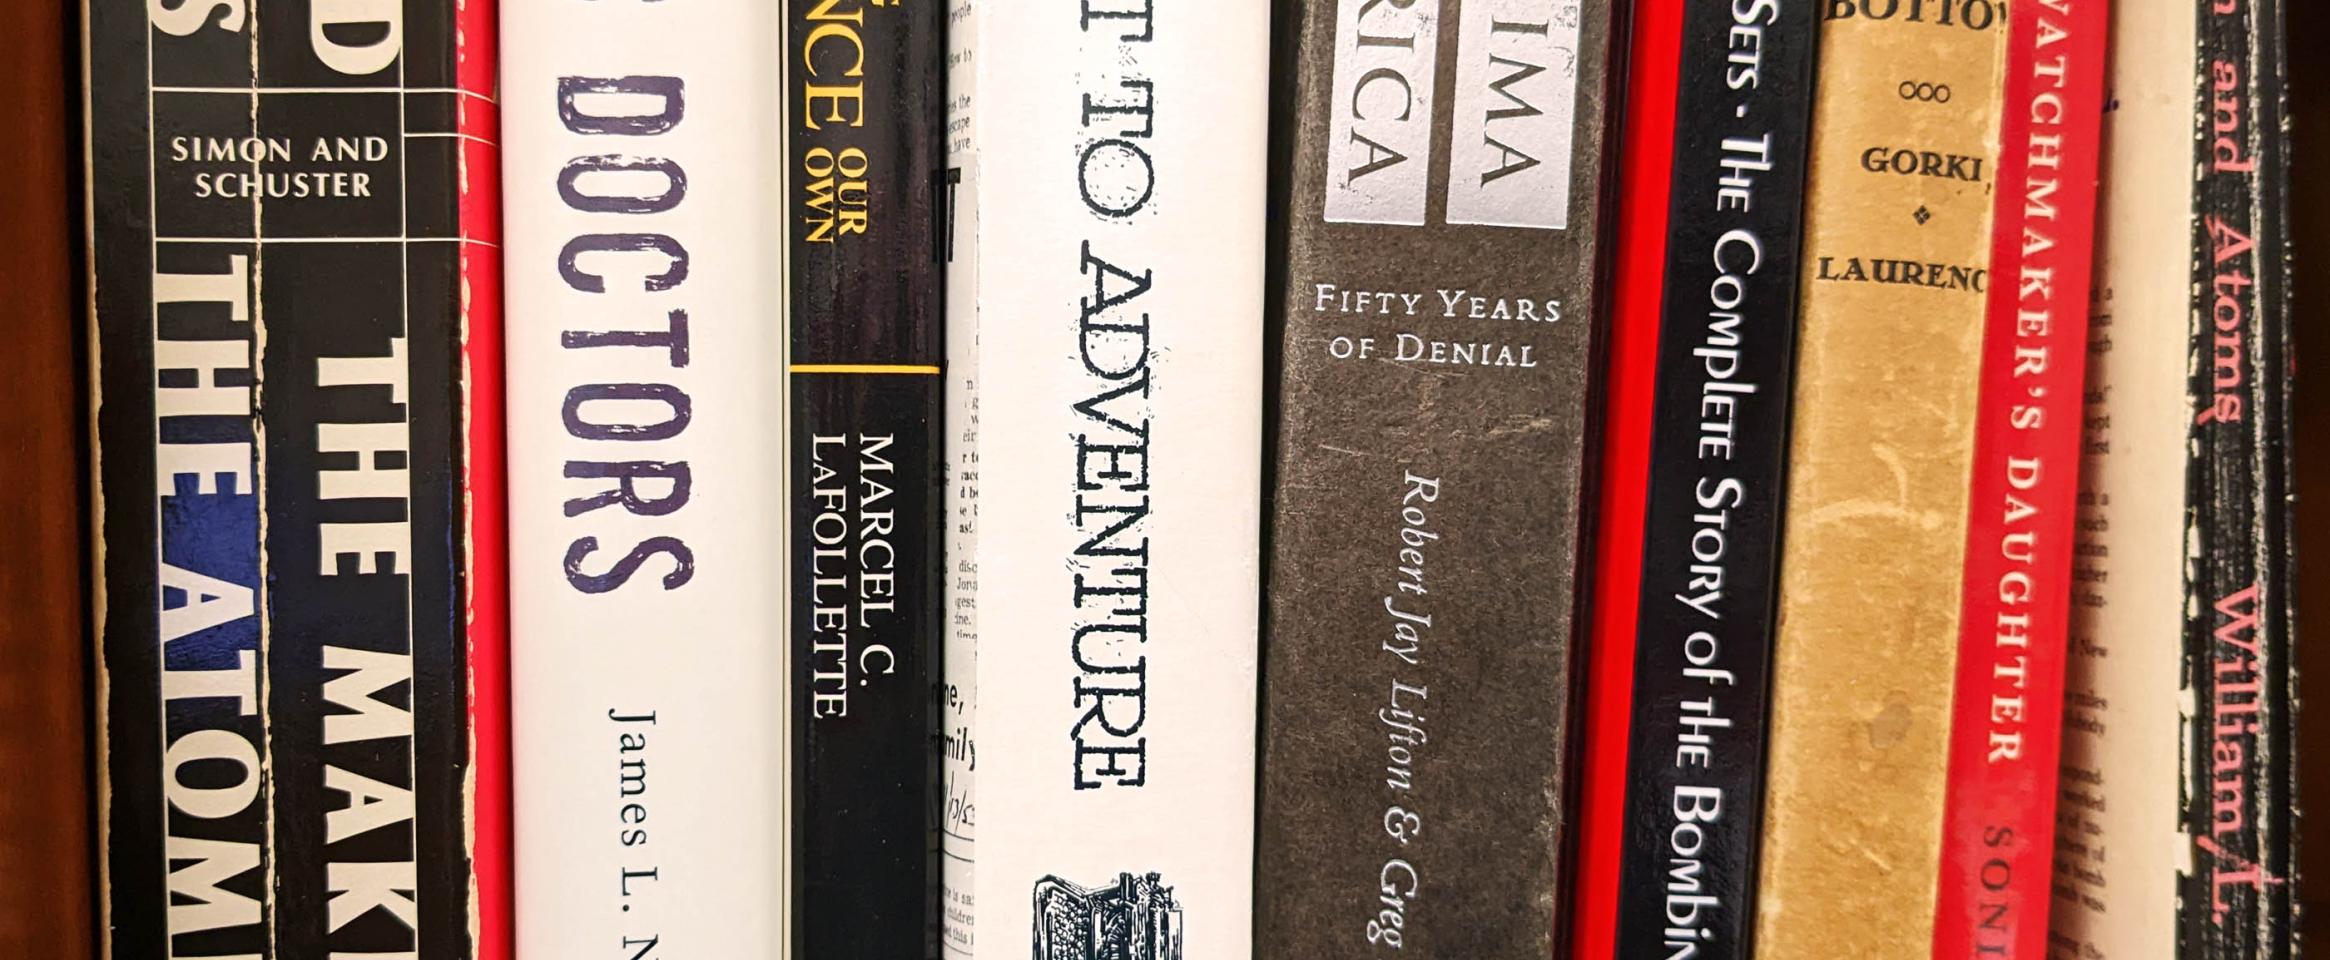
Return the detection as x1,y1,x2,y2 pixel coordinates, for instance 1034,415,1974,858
1572,0,1683,954
1929,1,2109,955
457,0,511,956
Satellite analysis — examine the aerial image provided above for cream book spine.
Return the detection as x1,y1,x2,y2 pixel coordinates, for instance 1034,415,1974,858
940,2,1269,958
2046,2,2199,957
501,0,790,953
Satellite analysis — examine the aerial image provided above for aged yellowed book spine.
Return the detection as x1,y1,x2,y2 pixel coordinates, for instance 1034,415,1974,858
2045,2,2198,956
1751,5,2006,958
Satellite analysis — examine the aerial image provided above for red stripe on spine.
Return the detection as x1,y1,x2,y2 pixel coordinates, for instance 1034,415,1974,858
456,0,511,955
1573,0,1685,955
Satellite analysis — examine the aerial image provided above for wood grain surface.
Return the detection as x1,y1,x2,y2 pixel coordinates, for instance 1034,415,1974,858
0,0,92,956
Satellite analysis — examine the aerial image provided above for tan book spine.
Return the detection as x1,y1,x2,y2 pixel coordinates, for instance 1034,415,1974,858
2046,2,2198,956
1751,4,2006,958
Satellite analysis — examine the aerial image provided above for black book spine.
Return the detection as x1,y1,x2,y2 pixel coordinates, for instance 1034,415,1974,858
1611,0,1820,956
2181,0,2295,953
786,0,945,955
88,0,478,957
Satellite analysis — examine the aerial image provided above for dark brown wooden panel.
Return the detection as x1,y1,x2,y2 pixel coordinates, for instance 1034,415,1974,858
0,0,92,956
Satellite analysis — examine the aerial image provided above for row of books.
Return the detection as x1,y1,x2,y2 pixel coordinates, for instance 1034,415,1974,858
27,0,2297,957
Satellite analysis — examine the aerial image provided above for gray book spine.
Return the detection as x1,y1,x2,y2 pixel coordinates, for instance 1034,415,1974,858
1256,0,1619,956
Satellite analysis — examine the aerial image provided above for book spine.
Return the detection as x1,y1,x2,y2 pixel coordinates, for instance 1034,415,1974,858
2181,0,2295,952
5,0,89,950
945,3,1268,958
785,1,944,955
1928,0,2107,955
2043,4,2198,956
1750,2,2004,956
455,0,512,951
938,1,980,955
1256,0,1618,956
87,0,492,954
501,0,790,952
1606,0,1822,957
1569,0,1680,948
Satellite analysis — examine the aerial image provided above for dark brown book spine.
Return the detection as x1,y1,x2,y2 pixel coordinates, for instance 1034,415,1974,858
0,0,89,954
1255,1,1619,956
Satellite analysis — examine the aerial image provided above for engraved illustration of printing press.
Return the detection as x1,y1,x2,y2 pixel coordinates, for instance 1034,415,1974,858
1031,872,1185,960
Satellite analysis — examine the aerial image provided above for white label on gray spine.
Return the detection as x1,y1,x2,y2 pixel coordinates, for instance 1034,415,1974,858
1445,0,1578,230
1323,0,1440,226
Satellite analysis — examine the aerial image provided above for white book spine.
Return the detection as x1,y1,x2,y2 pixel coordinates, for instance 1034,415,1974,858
942,2,1269,958
502,0,789,954
2047,1,2195,956
940,0,983,953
